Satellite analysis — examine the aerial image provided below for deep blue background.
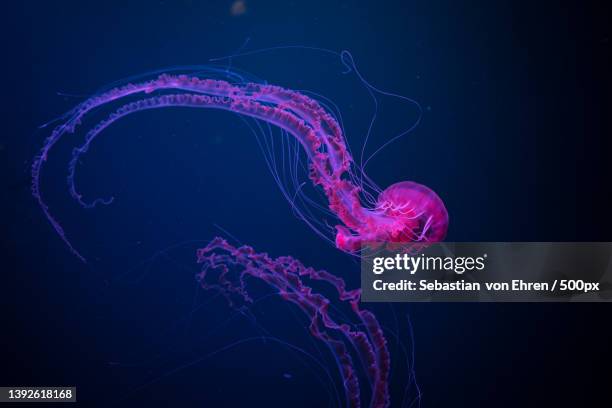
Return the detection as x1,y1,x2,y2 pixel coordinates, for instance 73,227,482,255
3,1,611,406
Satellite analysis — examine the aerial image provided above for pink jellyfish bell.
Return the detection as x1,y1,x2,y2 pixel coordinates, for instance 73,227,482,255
375,181,449,244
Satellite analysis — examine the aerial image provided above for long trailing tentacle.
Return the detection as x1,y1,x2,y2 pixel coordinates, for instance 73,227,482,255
34,73,447,261
196,237,391,408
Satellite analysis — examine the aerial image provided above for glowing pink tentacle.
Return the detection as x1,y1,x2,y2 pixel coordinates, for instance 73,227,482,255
196,237,391,408
34,74,448,261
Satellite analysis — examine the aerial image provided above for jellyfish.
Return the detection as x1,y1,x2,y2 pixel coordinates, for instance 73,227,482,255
32,55,445,407
33,68,448,262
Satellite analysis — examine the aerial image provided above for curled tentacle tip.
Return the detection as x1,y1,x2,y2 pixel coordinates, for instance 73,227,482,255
79,196,115,209
335,225,362,253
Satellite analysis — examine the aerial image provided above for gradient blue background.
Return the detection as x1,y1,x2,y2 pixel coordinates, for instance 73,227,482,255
3,1,611,406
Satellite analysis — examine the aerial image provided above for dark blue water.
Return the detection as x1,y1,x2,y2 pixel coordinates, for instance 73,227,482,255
3,1,611,406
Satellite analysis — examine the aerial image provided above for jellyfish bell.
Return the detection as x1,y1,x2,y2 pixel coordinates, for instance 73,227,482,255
335,181,448,253
377,181,449,242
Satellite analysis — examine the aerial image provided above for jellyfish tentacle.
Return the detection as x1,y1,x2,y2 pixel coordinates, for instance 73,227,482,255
34,74,448,261
196,237,391,407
